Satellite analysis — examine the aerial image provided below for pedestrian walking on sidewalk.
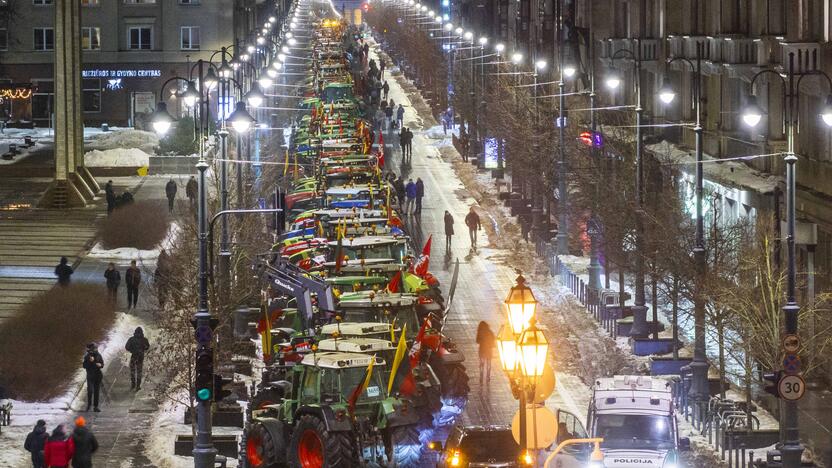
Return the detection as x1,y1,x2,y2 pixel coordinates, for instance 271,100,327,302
444,211,454,251
394,176,406,210
70,417,98,468
43,425,74,468
382,80,390,100
185,176,197,206
24,419,48,468
476,321,496,384
465,206,482,250
125,327,150,391
125,260,141,309
384,105,394,133
54,257,73,286
103,263,120,303
405,179,417,215
399,126,407,155
415,178,424,216
104,181,115,215
404,128,413,160
396,104,404,129
165,178,177,212
380,60,386,78
82,343,103,412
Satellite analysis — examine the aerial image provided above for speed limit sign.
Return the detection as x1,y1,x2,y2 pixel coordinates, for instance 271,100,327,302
778,374,806,401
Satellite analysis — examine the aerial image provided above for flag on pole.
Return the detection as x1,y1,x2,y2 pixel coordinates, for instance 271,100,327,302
387,324,408,394
399,318,430,396
386,270,402,293
283,150,289,176
411,236,432,277
347,355,377,415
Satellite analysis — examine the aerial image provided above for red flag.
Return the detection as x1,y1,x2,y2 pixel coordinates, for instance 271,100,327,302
398,318,430,396
386,270,402,293
411,236,432,277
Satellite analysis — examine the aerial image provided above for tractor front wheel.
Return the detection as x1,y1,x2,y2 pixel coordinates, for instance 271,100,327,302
386,424,423,467
245,419,288,468
288,413,356,468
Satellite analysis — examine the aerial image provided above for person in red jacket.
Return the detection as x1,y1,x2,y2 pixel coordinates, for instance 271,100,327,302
43,424,74,468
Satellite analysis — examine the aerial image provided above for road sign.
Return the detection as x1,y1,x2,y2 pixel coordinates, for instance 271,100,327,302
783,334,800,353
778,374,806,401
511,405,558,449
783,354,801,375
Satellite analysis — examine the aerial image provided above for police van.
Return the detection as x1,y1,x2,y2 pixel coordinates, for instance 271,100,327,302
547,375,689,468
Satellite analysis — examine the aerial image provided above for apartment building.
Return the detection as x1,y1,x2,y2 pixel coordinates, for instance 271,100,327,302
0,0,236,127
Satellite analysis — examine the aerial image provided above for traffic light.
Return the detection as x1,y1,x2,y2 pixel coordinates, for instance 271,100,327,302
213,374,234,402
195,347,214,402
763,370,782,398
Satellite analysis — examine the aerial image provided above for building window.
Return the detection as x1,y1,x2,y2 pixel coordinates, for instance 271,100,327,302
33,0,53,5
82,0,100,6
179,0,200,4
81,27,100,50
0,29,7,51
124,0,156,3
128,26,152,50
83,78,101,112
33,28,54,51
31,79,54,127
180,26,200,50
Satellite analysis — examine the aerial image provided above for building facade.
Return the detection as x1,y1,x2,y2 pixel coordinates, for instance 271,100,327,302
0,0,237,127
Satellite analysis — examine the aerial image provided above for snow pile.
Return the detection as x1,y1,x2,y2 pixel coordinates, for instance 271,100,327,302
0,312,141,468
89,222,180,260
84,147,151,167
423,124,459,140
86,129,158,153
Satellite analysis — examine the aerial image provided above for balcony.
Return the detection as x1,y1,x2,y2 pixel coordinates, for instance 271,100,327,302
708,36,757,65
599,38,660,62
780,42,821,73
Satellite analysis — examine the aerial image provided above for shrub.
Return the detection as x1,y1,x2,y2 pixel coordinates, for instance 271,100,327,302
0,284,117,401
99,200,170,250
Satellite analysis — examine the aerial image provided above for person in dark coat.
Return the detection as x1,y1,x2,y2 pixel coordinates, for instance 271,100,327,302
394,177,406,210
405,179,417,215
404,128,413,160
185,176,198,206
82,343,104,412
464,206,482,250
104,181,115,215
399,126,407,155
444,211,454,251
475,321,496,384
55,257,73,286
384,105,394,132
70,417,98,468
396,104,404,129
125,260,141,309
24,419,48,468
415,178,425,216
382,80,390,100
43,425,74,468
164,178,177,212
103,263,120,303
125,327,150,390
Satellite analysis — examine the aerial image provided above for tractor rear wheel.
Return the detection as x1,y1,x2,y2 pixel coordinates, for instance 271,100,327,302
246,419,288,468
386,424,422,467
288,413,355,468
250,387,286,411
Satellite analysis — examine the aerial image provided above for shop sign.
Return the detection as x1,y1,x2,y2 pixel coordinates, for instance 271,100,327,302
82,69,162,78
0,84,33,100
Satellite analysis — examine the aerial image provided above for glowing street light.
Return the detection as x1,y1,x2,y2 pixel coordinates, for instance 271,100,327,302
511,52,523,65
150,102,174,135
562,64,577,78
605,74,621,90
504,274,537,335
227,101,256,133
741,96,764,127
181,81,200,108
535,59,547,71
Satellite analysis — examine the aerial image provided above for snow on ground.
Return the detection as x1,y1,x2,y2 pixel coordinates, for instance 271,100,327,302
85,129,158,154
0,142,46,166
88,222,180,261
0,312,141,468
84,148,152,168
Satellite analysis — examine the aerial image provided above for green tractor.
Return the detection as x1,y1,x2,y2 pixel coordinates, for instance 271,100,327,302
245,351,424,468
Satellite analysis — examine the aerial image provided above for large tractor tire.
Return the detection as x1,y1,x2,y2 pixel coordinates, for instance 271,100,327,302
288,413,356,468
250,387,286,411
386,424,423,467
435,363,469,426
246,419,288,468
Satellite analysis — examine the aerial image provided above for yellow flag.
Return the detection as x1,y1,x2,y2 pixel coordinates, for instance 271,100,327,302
387,324,407,394
283,150,289,176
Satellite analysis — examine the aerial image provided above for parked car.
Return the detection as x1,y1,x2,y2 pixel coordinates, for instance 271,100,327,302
431,424,522,467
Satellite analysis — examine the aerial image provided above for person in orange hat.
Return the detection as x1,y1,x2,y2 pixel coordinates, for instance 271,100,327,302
70,417,98,468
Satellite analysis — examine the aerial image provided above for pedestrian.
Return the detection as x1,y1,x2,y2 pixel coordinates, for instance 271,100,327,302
125,260,141,309
380,59,386,78
394,176,406,210
396,104,404,129
24,419,48,468
375,107,386,132
399,126,407,155
103,263,120,303
82,343,103,412
444,211,454,251
442,108,450,135
404,127,413,160
382,80,390,101
415,177,425,215
185,176,197,206
104,181,115,215
70,417,98,468
155,250,169,309
125,327,150,391
405,178,417,215
520,213,531,242
475,321,496,384
464,206,482,249
384,104,394,133
55,257,73,286
43,425,74,468
165,178,177,212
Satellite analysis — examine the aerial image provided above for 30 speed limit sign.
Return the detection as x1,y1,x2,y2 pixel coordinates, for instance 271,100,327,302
779,374,806,401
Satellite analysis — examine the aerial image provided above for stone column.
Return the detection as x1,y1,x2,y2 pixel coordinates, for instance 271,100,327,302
41,0,93,208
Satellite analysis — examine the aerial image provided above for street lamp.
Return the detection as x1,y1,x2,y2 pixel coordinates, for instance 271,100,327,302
511,52,523,64
562,64,576,79
741,96,764,127
495,43,505,54
604,74,621,90
258,70,274,89
182,81,200,108
517,318,548,386
504,274,537,334
496,325,518,372
245,87,266,109
150,102,174,135
534,59,547,71
228,101,256,134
